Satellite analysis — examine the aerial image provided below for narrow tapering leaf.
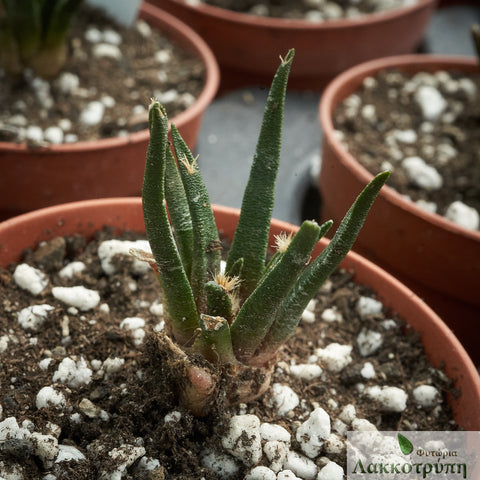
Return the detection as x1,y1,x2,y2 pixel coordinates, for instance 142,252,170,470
142,101,198,344
258,171,390,360
165,148,194,279
230,219,321,363
226,49,295,297
196,315,237,364
171,124,222,312
472,24,480,62
205,281,234,323
42,0,82,49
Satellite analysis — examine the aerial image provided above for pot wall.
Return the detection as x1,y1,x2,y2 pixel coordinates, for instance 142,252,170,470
0,198,479,429
0,3,219,219
319,55,480,364
149,0,437,92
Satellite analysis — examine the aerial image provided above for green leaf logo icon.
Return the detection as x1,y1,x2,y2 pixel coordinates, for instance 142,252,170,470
398,433,414,455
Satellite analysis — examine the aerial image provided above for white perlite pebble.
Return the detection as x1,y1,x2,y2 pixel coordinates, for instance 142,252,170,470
321,307,342,323
52,286,100,311
284,451,318,480
79,101,105,126
245,466,277,480
413,385,442,407
277,471,302,480
120,317,146,346
0,417,30,442
356,296,383,318
43,126,64,144
25,125,44,142
17,304,54,331
296,407,331,458
289,364,323,380
200,449,240,479
52,357,92,388
394,129,417,144
414,85,447,121
263,441,288,473
360,362,375,379
315,343,352,372
102,357,125,376
30,432,59,467
59,261,86,278
445,201,480,230
56,444,86,463
301,309,316,324
105,444,146,478
56,72,80,94
316,461,344,480
338,404,356,425
365,386,408,412
402,156,443,191
98,239,152,275
92,43,122,60
260,423,291,443
357,328,383,357
13,264,48,295
36,386,66,409
272,384,299,416
221,415,262,466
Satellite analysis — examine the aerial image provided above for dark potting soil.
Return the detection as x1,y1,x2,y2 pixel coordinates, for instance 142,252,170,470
200,0,418,19
333,69,480,229
0,229,457,479
0,4,205,146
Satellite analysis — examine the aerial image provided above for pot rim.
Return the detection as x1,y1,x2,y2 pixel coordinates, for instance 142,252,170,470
0,2,220,154
319,53,480,241
162,0,437,30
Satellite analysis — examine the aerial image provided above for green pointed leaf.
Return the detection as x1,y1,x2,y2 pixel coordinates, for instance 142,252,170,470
398,434,414,455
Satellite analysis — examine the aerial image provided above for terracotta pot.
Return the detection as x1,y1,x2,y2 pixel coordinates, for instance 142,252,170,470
0,198,478,429
147,0,437,92
319,54,480,364
0,3,219,220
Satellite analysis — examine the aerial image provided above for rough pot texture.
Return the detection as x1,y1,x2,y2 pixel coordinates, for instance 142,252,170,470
0,3,219,220
0,198,479,430
318,54,480,365
147,0,437,92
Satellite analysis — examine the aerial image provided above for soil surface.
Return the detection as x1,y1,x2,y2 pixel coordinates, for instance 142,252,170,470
0,4,205,146
0,230,457,479
198,0,418,19
333,68,480,230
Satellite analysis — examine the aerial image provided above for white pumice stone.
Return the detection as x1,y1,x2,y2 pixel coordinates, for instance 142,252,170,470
316,461,344,480
315,343,352,372
164,411,182,423
102,357,125,376
17,304,54,331
301,309,316,324
0,335,9,354
289,363,323,380
107,444,146,477
85,27,103,42
244,466,277,480
13,263,48,295
357,328,383,357
101,95,116,108
0,417,30,441
56,444,86,463
263,440,288,472
356,296,383,318
56,72,80,94
458,77,477,98
59,261,86,278
394,129,417,143
92,43,122,60
324,434,344,455
155,49,171,63
321,307,342,323
39,358,53,371
36,386,66,409
136,19,152,37
29,432,59,467
351,418,377,431
414,85,447,121
221,415,262,466
402,156,443,191
43,126,64,144
52,357,92,388
79,101,105,126
365,386,408,412
360,362,375,379
333,419,347,436
272,384,299,416
284,451,318,480
277,470,302,480
260,423,291,443
149,301,164,316
415,199,438,214
25,125,44,142
200,449,240,479
296,408,331,459
412,385,442,407
98,239,152,275
52,286,100,311
103,28,122,45
445,201,479,230
305,10,324,22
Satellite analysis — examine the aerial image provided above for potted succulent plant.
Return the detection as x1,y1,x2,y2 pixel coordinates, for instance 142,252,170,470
0,0,219,220
147,0,437,92
0,50,479,479
318,48,480,364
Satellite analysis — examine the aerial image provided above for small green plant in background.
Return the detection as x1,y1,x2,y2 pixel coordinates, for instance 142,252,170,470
0,0,82,78
142,49,389,415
